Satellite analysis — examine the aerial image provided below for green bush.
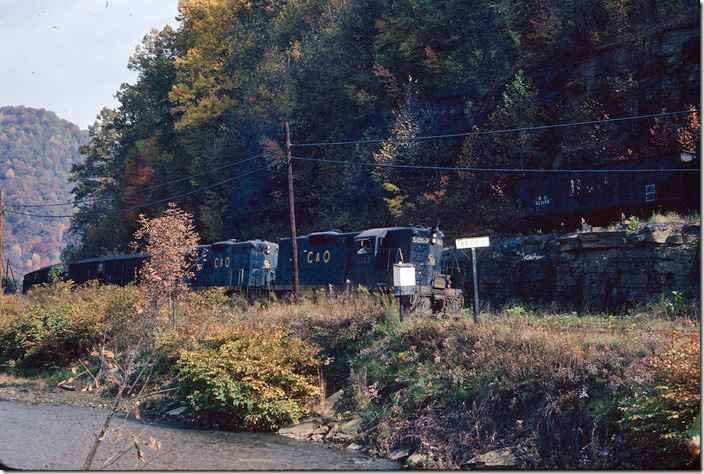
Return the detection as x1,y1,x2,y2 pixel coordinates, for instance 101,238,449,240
625,215,642,234
641,290,696,320
175,324,320,430
0,282,142,372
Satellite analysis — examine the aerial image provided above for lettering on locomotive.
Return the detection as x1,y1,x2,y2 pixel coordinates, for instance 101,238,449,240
306,250,332,264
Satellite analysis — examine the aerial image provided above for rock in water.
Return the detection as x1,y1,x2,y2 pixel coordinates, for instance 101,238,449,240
278,420,319,440
165,406,188,417
334,418,362,441
463,447,518,469
389,446,411,462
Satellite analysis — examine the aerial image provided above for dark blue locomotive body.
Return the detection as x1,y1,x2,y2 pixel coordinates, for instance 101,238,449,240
277,231,358,288
194,239,278,289
347,227,444,290
275,226,458,309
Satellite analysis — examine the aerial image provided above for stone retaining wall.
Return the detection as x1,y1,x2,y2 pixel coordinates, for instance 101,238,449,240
444,223,700,312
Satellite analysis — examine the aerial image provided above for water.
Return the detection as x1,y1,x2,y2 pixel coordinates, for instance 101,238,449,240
0,401,399,470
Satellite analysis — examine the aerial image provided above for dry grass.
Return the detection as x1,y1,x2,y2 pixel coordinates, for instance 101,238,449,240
647,211,700,224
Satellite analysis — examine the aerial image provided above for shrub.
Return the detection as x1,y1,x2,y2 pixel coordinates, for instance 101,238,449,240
237,292,392,391
0,282,142,372
641,290,697,320
620,331,700,468
648,211,700,224
175,324,320,430
625,215,642,234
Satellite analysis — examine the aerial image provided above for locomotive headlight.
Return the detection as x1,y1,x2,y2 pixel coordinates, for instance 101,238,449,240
265,245,271,254
431,232,437,244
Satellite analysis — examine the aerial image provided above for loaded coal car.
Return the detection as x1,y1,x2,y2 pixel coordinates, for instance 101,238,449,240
276,226,462,311
514,151,700,229
22,263,67,293
193,239,278,291
68,253,148,286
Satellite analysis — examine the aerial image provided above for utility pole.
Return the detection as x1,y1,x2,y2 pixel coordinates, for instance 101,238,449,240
0,190,3,289
284,122,299,302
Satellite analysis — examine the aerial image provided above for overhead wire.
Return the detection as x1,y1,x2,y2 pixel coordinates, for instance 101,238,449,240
3,163,280,219
7,262,27,276
291,109,700,148
7,150,280,209
291,155,700,173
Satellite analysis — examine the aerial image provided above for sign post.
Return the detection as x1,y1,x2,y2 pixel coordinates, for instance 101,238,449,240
455,236,490,324
393,263,416,323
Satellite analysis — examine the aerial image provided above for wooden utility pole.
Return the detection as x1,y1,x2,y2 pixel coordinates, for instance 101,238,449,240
0,191,3,289
284,122,299,302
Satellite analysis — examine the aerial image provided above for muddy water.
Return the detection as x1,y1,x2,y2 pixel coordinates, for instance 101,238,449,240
0,401,399,470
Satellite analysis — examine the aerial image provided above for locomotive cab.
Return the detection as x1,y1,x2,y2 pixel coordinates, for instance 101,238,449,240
346,227,443,289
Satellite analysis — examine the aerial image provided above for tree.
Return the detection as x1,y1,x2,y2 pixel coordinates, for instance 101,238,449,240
131,203,201,325
488,70,541,169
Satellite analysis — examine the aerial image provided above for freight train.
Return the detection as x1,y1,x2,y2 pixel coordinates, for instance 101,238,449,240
514,151,700,229
22,225,463,312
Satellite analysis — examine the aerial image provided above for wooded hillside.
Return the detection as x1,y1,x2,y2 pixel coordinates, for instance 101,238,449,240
67,0,699,260
0,106,87,273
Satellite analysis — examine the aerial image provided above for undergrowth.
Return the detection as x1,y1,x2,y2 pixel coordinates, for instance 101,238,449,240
0,283,699,468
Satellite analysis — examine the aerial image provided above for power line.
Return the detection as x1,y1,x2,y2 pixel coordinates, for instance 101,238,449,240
291,155,700,173
7,150,280,209
4,164,278,219
7,263,27,276
291,109,700,148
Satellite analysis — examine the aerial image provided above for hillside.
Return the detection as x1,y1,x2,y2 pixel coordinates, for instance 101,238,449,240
0,106,87,274
65,0,699,258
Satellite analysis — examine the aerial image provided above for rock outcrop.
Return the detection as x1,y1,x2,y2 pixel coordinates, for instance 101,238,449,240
446,222,700,312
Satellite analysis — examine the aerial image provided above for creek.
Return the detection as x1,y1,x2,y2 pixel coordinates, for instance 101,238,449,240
0,401,399,470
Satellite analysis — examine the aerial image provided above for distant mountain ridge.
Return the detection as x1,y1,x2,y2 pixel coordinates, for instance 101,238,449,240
0,105,87,276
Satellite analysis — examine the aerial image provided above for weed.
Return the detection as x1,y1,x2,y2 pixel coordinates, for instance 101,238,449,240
625,215,642,234
175,324,320,430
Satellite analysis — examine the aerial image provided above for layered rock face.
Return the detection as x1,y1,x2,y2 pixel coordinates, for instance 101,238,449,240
445,223,700,312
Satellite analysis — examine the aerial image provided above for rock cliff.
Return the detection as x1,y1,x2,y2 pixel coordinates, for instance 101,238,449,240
445,222,700,312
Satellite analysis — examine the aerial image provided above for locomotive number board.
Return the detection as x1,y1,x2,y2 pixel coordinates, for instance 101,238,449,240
455,236,490,249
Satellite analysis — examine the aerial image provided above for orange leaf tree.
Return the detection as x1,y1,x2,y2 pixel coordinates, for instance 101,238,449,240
132,202,200,326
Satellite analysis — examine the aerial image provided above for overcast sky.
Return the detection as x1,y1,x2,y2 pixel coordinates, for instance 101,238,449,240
0,0,180,129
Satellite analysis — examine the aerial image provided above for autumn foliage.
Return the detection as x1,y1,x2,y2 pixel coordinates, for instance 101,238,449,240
131,203,200,324
620,330,700,468
175,324,320,430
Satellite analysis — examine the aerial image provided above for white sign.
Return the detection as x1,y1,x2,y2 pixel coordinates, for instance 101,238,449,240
393,263,416,287
456,236,490,249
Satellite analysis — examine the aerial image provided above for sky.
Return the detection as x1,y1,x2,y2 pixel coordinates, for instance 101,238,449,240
0,0,180,129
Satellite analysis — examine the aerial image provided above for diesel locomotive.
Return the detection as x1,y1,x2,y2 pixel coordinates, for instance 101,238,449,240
22,225,462,311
